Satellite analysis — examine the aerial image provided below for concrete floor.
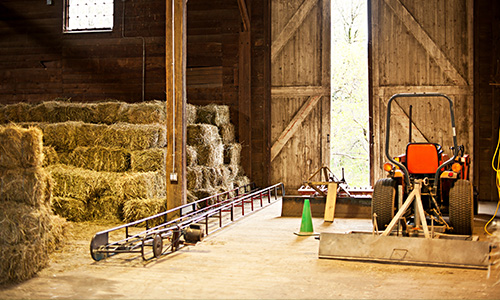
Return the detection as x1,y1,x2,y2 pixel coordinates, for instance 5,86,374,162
0,198,499,299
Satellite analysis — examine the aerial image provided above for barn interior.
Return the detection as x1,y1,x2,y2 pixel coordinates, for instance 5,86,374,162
1,0,500,298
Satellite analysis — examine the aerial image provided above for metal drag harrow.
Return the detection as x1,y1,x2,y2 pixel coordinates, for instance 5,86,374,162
90,183,285,261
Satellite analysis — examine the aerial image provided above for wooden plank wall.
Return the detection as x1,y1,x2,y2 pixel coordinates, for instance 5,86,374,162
474,0,500,202
370,0,473,186
0,0,166,103
270,0,330,193
186,0,271,187
0,0,271,187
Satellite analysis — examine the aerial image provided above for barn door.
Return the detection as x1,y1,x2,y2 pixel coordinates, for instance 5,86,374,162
271,0,331,192
370,0,474,182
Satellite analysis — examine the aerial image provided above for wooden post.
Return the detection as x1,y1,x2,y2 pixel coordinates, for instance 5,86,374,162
238,2,252,180
166,0,186,212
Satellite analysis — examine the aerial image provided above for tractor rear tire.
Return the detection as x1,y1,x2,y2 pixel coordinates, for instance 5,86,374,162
449,179,474,235
372,178,397,231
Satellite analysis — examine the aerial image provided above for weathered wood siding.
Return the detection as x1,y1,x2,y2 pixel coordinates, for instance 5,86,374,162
474,0,500,202
270,0,330,193
0,0,166,103
370,0,474,184
0,0,271,187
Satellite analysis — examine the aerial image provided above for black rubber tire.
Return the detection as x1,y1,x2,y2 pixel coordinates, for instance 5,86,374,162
372,178,397,230
449,179,474,235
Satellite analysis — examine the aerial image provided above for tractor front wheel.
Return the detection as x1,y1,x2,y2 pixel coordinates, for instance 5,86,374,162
449,179,474,235
372,178,397,231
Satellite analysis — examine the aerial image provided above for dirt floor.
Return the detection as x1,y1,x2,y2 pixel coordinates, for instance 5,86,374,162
0,198,499,299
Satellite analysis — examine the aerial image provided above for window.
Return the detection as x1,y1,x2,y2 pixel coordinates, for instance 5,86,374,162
64,0,114,33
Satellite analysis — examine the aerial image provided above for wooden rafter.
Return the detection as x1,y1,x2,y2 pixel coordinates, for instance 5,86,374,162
237,0,250,32
271,94,322,161
383,0,468,86
271,0,319,62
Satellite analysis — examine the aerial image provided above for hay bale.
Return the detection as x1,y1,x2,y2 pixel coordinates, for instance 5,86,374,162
197,143,224,167
52,196,122,222
192,188,218,205
196,104,230,126
0,102,31,123
224,143,241,165
0,167,52,207
43,121,167,151
187,166,203,190
48,164,166,202
187,124,221,146
0,125,43,169
92,101,127,124
186,104,197,125
0,201,66,284
121,101,166,124
42,146,59,167
220,123,235,144
186,190,197,203
122,198,167,224
60,146,131,172
202,167,223,188
113,170,166,200
186,145,198,166
130,148,166,172
26,100,166,125
29,101,94,123
47,164,111,201
52,197,86,222
234,175,251,188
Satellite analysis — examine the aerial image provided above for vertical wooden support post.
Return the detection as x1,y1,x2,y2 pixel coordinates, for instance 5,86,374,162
166,0,187,213
238,17,252,179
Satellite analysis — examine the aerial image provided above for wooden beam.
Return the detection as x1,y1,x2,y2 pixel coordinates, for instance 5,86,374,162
238,29,252,178
271,95,322,161
271,86,327,97
237,0,251,32
383,0,468,86
166,0,187,212
376,85,473,97
271,0,319,62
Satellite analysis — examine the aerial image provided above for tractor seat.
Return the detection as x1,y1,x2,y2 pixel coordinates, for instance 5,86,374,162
406,143,440,174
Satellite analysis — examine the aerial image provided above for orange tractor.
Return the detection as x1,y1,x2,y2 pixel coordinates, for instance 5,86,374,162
318,93,490,269
372,93,474,236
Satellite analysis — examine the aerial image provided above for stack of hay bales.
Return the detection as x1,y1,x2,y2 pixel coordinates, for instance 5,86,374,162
0,125,65,284
186,104,250,201
0,101,168,222
0,100,250,222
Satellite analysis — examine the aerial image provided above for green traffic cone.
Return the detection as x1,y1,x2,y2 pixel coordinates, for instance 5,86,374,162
294,199,318,236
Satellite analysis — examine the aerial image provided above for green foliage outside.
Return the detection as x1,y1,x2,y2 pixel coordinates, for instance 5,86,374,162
330,0,370,187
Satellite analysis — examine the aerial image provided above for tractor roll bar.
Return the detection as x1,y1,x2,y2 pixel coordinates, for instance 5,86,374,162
385,93,458,192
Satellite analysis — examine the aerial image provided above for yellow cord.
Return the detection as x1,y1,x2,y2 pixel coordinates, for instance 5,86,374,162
485,128,500,236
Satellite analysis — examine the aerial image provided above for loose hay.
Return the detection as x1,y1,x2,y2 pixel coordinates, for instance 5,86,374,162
59,146,131,172
0,125,43,169
130,148,166,172
196,104,230,126
0,167,52,207
187,124,221,146
123,198,167,225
